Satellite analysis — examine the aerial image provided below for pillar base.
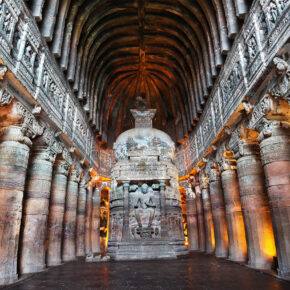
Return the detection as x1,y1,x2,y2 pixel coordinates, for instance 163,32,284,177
215,252,228,258
76,252,86,258
62,256,77,262
20,264,46,274
229,255,247,262
0,274,18,286
248,260,273,270
278,268,290,281
206,249,215,254
47,260,62,267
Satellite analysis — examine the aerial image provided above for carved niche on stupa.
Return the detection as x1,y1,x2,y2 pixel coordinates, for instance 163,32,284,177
107,98,188,260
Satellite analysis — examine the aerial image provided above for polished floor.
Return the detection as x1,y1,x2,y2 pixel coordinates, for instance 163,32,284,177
5,253,290,290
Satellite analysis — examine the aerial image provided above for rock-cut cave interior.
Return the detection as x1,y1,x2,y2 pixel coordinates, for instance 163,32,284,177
0,0,289,289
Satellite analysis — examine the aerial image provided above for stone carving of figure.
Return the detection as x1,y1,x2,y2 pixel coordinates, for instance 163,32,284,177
248,36,257,60
134,184,156,237
3,7,12,35
267,1,278,27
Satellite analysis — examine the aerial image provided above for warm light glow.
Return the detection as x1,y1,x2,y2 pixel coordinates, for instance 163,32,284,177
105,189,110,249
211,223,215,249
262,229,276,258
94,176,111,182
178,174,190,181
184,240,189,246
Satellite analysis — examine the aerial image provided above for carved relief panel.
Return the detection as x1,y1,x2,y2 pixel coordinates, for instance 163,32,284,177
129,183,161,240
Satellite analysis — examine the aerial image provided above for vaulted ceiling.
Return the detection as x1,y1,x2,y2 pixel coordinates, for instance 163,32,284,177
27,0,251,147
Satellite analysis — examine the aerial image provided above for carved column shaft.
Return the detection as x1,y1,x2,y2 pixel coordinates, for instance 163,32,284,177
195,182,206,252
62,169,80,261
159,182,167,239
186,188,199,251
221,168,247,262
20,145,56,274
208,169,229,258
259,125,290,278
236,142,276,269
121,182,130,242
76,178,87,257
46,160,69,266
85,184,93,256
0,126,32,284
91,186,101,255
200,174,215,254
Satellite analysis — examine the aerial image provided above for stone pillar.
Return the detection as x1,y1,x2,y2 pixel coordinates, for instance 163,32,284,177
220,157,247,262
76,175,88,257
246,72,290,276
258,123,290,278
46,159,70,266
159,181,167,239
20,141,58,274
62,168,80,261
206,163,229,258
91,185,101,256
85,183,93,257
235,139,276,269
185,186,199,251
194,177,206,252
0,100,42,285
121,182,130,241
200,173,215,254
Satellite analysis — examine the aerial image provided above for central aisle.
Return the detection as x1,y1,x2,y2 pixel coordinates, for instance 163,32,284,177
6,253,289,290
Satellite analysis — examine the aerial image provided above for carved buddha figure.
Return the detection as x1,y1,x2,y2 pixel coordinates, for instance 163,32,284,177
134,184,156,238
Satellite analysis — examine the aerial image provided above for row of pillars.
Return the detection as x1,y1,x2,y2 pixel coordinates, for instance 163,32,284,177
185,121,289,280
0,102,103,285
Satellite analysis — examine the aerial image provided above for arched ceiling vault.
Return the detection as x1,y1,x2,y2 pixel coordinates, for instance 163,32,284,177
28,0,251,147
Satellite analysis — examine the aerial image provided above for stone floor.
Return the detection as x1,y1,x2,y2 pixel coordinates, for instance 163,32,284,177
4,253,290,290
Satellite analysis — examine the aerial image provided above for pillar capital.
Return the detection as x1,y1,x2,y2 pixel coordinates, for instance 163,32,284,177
199,171,209,190
227,122,260,159
257,119,289,141
205,160,220,183
69,168,81,183
0,100,43,146
159,181,166,190
54,159,70,176
185,186,196,199
216,144,237,172
80,172,90,188
122,181,130,189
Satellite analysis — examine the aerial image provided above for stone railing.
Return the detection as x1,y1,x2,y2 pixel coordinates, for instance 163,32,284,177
0,0,97,167
176,0,290,177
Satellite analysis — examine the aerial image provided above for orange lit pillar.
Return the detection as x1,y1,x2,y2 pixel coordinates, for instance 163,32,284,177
258,122,290,278
200,172,215,254
234,138,276,269
220,155,247,262
206,162,229,258
194,176,206,252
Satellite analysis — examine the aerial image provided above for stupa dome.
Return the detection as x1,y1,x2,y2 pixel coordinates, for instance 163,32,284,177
113,108,175,161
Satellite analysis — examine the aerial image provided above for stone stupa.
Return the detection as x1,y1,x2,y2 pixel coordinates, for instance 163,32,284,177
107,97,188,260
